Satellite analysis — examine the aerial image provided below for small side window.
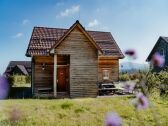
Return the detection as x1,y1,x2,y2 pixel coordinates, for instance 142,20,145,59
102,69,110,80
160,48,164,56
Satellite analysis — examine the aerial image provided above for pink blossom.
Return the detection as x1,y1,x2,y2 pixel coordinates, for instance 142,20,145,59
132,93,149,110
0,75,9,99
151,52,165,67
124,49,137,60
123,83,135,92
105,112,122,126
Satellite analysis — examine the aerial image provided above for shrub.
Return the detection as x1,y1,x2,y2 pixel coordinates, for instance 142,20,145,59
7,75,31,87
119,73,130,81
146,72,161,92
120,71,146,82
145,70,168,97
26,76,31,84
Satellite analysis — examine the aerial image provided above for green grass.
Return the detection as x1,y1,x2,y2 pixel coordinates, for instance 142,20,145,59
0,97,168,126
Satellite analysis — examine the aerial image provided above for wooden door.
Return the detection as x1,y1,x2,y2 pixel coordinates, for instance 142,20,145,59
57,67,69,92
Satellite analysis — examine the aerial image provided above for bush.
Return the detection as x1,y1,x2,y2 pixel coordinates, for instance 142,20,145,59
120,70,168,97
7,75,31,87
120,71,146,82
26,76,31,84
146,73,160,92
119,73,130,81
145,70,168,98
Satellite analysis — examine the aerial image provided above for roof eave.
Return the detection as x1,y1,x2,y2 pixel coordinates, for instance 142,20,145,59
146,36,163,62
25,53,31,57
99,55,125,59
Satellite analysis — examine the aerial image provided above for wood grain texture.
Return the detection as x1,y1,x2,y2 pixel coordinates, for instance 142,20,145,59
32,27,120,98
55,27,98,98
34,56,54,93
98,59,119,82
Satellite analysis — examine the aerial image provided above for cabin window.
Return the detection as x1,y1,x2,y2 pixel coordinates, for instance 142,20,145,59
160,48,164,56
102,69,110,80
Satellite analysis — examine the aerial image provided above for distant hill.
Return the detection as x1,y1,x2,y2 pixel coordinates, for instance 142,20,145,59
120,62,149,73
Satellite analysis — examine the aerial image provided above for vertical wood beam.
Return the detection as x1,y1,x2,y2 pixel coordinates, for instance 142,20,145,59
31,57,34,95
54,54,57,97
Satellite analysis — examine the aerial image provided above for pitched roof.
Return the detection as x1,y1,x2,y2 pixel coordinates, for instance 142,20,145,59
26,21,124,58
4,61,31,76
161,36,168,42
146,36,168,61
50,20,102,52
17,65,29,75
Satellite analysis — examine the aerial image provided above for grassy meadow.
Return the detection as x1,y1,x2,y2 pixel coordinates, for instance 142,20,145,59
0,96,168,126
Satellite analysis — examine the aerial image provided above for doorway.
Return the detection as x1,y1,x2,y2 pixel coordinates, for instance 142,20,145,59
57,66,69,92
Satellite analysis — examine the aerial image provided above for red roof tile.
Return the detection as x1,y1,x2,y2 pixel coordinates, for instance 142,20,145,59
26,26,124,58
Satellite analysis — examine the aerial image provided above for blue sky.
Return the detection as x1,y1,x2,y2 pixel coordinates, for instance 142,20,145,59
1,0,168,74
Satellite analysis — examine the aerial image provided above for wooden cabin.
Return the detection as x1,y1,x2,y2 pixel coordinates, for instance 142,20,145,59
26,20,124,98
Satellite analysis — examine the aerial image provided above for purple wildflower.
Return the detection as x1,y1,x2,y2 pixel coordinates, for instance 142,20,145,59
124,83,135,93
0,75,9,99
132,92,149,110
151,52,165,67
125,49,137,59
105,112,122,126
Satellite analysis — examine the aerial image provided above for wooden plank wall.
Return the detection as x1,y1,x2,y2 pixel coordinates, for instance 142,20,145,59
98,59,119,82
55,27,98,98
33,56,54,93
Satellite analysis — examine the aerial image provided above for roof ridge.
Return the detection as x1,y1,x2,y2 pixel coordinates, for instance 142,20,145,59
49,20,102,52
160,36,168,38
26,22,124,58
160,36,168,40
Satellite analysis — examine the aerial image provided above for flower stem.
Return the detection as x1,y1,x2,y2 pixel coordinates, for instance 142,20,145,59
139,80,160,126
134,108,145,126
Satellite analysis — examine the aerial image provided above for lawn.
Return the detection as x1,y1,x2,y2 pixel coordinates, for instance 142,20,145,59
0,96,168,126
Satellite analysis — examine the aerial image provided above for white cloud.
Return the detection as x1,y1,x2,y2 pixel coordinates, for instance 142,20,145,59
87,19,109,31
13,33,23,38
22,19,29,25
87,19,99,28
57,5,80,17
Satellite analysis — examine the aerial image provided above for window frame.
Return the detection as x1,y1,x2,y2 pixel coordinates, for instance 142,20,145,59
160,48,165,57
102,68,110,80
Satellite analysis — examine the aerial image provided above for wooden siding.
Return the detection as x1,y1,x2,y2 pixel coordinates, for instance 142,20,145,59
98,58,119,82
55,27,98,98
32,28,120,98
33,56,54,93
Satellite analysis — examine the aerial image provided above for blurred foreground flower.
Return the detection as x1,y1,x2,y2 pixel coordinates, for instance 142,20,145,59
123,82,135,93
151,52,165,67
0,75,9,99
131,92,149,110
124,49,137,60
9,106,22,123
105,112,122,126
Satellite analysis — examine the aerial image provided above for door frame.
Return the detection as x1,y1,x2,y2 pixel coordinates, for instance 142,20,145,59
57,65,70,94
